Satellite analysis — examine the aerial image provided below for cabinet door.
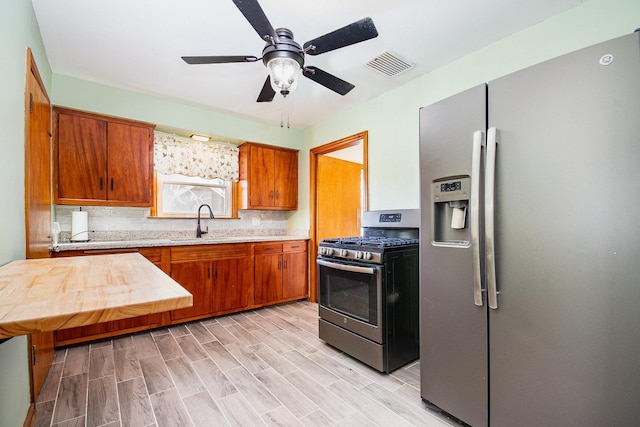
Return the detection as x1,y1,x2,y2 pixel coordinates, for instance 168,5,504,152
30,331,55,400
254,253,283,304
249,145,276,207
283,251,308,299
274,149,298,209
170,261,212,321
107,122,152,204
212,258,250,312
56,113,107,200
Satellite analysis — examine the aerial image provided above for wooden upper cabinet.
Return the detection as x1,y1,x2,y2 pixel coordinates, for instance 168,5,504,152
53,107,155,206
239,142,298,210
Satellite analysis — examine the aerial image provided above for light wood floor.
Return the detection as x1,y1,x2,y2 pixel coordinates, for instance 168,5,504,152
34,301,455,427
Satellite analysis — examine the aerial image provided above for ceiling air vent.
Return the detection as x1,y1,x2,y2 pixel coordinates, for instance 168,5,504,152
365,51,415,77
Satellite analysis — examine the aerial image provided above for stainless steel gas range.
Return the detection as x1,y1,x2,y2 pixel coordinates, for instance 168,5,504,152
317,209,420,373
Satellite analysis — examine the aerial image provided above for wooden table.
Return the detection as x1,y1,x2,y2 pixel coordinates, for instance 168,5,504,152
0,253,192,339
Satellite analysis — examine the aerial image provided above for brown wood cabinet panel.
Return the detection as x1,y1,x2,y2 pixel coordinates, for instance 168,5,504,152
249,145,275,207
212,258,250,313
106,122,153,204
274,149,298,209
170,261,212,321
171,243,250,262
238,142,298,210
253,240,308,305
55,321,112,342
29,331,54,399
283,251,308,299
254,253,283,304
253,243,282,255
56,112,108,201
53,107,154,206
113,313,162,331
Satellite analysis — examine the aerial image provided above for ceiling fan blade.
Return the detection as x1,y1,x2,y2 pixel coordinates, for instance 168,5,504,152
182,55,259,64
303,17,378,56
303,66,355,96
232,0,277,43
257,76,276,102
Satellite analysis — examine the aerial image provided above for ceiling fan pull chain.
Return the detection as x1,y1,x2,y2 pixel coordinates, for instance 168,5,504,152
286,96,291,129
280,97,284,128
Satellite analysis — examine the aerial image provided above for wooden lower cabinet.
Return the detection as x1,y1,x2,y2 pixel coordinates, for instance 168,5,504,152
283,249,308,299
213,257,251,312
255,251,283,304
254,240,308,305
29,331,55,400
51,240,307,345
170,261,213,321
169,243,252,322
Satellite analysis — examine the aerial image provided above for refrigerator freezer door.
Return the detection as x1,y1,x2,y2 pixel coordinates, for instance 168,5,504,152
419,84,488,427
488,32,640,426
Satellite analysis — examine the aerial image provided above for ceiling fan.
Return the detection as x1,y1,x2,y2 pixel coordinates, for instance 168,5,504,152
181,0,379,102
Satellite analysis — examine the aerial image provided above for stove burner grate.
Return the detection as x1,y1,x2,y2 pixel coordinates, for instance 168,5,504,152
320,236,419,250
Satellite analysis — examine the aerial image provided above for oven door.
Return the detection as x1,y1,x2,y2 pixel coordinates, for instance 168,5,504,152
317,257,384,343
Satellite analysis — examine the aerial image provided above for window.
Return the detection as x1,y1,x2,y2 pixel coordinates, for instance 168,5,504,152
156,173,233,218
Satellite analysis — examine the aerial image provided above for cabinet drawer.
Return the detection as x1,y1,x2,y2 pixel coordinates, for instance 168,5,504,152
283,241,307,252
254,243,283,255
171,243,250,262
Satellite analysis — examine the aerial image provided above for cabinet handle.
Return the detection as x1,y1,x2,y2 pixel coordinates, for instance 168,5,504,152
208,267,211,279
275,190,279,199
99,177,103,190
110,178,114,191
284,260,288,269
278,261,282,270
270,190,274,199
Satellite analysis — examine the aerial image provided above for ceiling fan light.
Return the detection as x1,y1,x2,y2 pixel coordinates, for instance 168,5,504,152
267,56,300,96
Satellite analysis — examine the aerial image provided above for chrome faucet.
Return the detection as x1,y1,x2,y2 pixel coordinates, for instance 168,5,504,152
196,204,214,238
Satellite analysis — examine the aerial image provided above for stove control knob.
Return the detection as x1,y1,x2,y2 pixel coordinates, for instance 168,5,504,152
364,252,373,260
340,249,348,257
355,251,363,259
325,248,334,256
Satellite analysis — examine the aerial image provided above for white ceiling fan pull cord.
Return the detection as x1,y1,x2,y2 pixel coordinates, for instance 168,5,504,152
286,96,291,128
280,97,284,128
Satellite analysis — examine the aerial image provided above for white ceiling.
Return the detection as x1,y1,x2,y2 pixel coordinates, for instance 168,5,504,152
32,0,584,130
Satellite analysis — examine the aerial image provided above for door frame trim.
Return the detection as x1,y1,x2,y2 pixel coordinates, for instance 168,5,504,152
308,131,368,302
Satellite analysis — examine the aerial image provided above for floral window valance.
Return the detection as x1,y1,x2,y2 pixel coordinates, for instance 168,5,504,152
154,133,239,182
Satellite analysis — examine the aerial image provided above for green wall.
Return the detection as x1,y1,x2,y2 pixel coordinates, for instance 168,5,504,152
52,75,302,150
0,0,52,425
293,0,640,230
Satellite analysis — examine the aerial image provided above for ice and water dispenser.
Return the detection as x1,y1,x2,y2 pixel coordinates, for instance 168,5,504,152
432,177,470,245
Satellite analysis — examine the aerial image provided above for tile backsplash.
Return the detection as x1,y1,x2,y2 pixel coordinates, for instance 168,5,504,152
54,205,305,242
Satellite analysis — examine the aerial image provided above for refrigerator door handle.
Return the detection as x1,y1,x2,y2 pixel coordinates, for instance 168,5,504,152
486,127,499,309
471,130,484,306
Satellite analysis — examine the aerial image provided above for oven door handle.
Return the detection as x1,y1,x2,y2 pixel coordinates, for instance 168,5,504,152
316,258,377,275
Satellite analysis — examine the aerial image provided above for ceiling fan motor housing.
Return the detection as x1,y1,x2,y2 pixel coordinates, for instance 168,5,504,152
261,28,305,67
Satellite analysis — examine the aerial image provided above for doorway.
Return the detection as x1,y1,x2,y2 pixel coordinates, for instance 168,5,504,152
309,131,368,302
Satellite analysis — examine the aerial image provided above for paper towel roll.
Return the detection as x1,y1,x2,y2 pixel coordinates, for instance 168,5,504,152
71,211,89,241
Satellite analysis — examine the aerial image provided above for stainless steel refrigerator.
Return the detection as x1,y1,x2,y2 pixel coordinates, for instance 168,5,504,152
419,31,640,427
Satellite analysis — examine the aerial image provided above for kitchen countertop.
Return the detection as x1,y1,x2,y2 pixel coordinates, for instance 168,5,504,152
0,253,192,339
54,235,309,252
